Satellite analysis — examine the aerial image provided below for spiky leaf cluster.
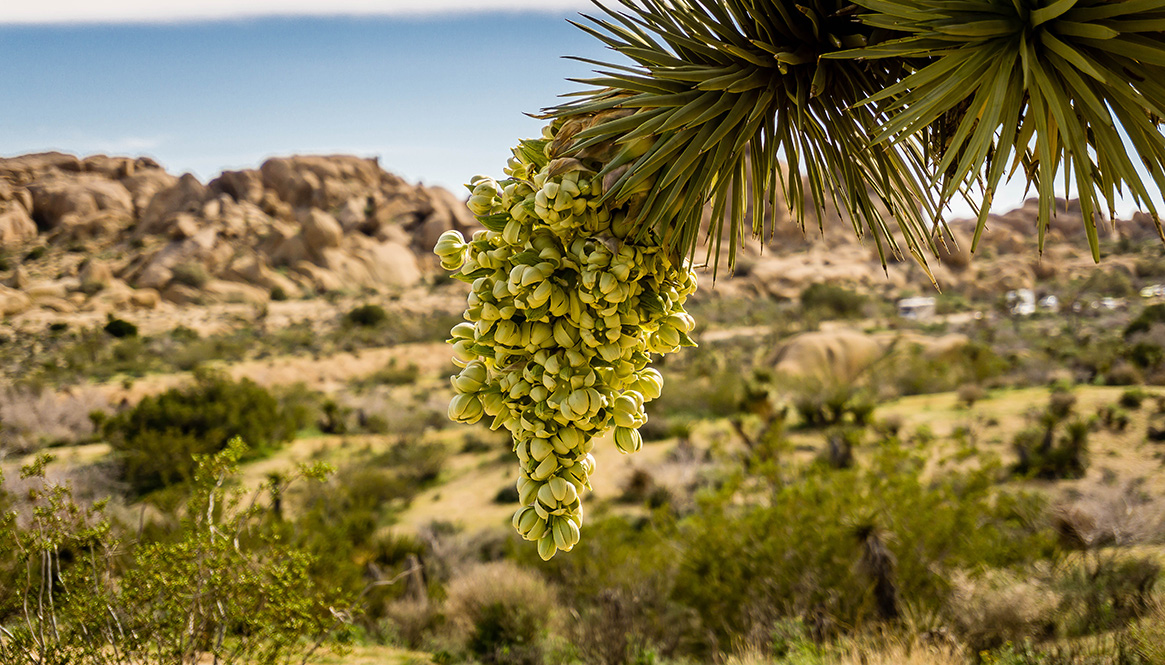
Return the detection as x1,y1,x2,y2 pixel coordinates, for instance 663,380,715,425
435,124,697,560
550,0,1165,273
842,0,1165,259
549,0,938,275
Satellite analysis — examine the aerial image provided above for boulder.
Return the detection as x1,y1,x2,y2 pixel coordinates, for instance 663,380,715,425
25,280,71,300
260,155,387,210
129,288,161,309
290,261,345,293
121,168,179,216
4,265,28,289
416,187,476,253
160,282,203,305
128,228,222,290
25,174,134,233
297,208,343,251
202,279,269,305
0,204,37,247
336,197,369,231
0,285,32,316
223,254,301,298
168,213,202,240
269,234,311,267
354,240,422,289
209,169,265,205
82,278,136,310
1118,212,1164,242
79,259,115,291
35,296,76,313
81,155,138,179
935,227,972,271
138,173,207,234
772,330,885,385
0,153,83,185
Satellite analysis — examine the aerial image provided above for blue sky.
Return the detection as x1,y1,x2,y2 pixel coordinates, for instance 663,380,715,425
0,3,1158,219
0,10,605,192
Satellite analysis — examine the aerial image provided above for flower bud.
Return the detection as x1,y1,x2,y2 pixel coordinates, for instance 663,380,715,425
448,394,484,424
614,426,642,454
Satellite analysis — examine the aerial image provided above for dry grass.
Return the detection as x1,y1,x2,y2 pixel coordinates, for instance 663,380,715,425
1129,601,1165,664
0,385,109,455
948,568,1061,652
725,636,966,665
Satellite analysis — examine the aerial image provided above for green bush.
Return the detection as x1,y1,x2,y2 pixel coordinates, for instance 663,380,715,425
800,283,866,319
668,443,1054,655
1079,268,1136,298
103,370,305,495
103,317,138,338
1119,388,1148,409
1126,303,1165,338
0,444,352,665
344,303,389,328
1012,417,1090,480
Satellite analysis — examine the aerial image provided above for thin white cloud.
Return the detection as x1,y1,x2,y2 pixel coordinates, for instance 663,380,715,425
84,135,167,153
0,1,592,24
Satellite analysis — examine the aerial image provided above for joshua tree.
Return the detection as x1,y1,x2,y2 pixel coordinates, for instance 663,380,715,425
547,0,1165,274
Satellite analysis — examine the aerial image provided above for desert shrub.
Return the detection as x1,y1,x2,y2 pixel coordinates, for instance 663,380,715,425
169,261,210,288
494,484,521,504
378,439,449,486
1012,418,1090,480
293,477,431,622
1080,268,1136,298
1047,388,1077,420
948,569,1060,652
383,597,442,650
1097,405,1131,432
669,444,1055,656
529,519,690,665
1105,360,1141,385
319,399,352,434
956,383,986,408
444,562,557,665
103,317,138,338
103,370,303,495
616,469,672,509
344,303,389,328
1120,388,1148,409
355,358,421,388
800,283,866,319
0,386,109,455
270,285,289,301
1056,555,1162,637
886,342,1006,398
647,363,745,422
1127,304,1165,338
296,441,448,552
0,444,352,665
790,381,875,429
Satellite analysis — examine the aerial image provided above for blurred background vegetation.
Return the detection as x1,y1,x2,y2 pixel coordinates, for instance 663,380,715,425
6,249,1165,663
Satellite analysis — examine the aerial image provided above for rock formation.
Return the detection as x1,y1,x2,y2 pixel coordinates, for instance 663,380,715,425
0,152,477,309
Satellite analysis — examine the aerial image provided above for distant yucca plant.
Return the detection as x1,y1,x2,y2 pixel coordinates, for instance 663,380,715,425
549,0,1165,276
